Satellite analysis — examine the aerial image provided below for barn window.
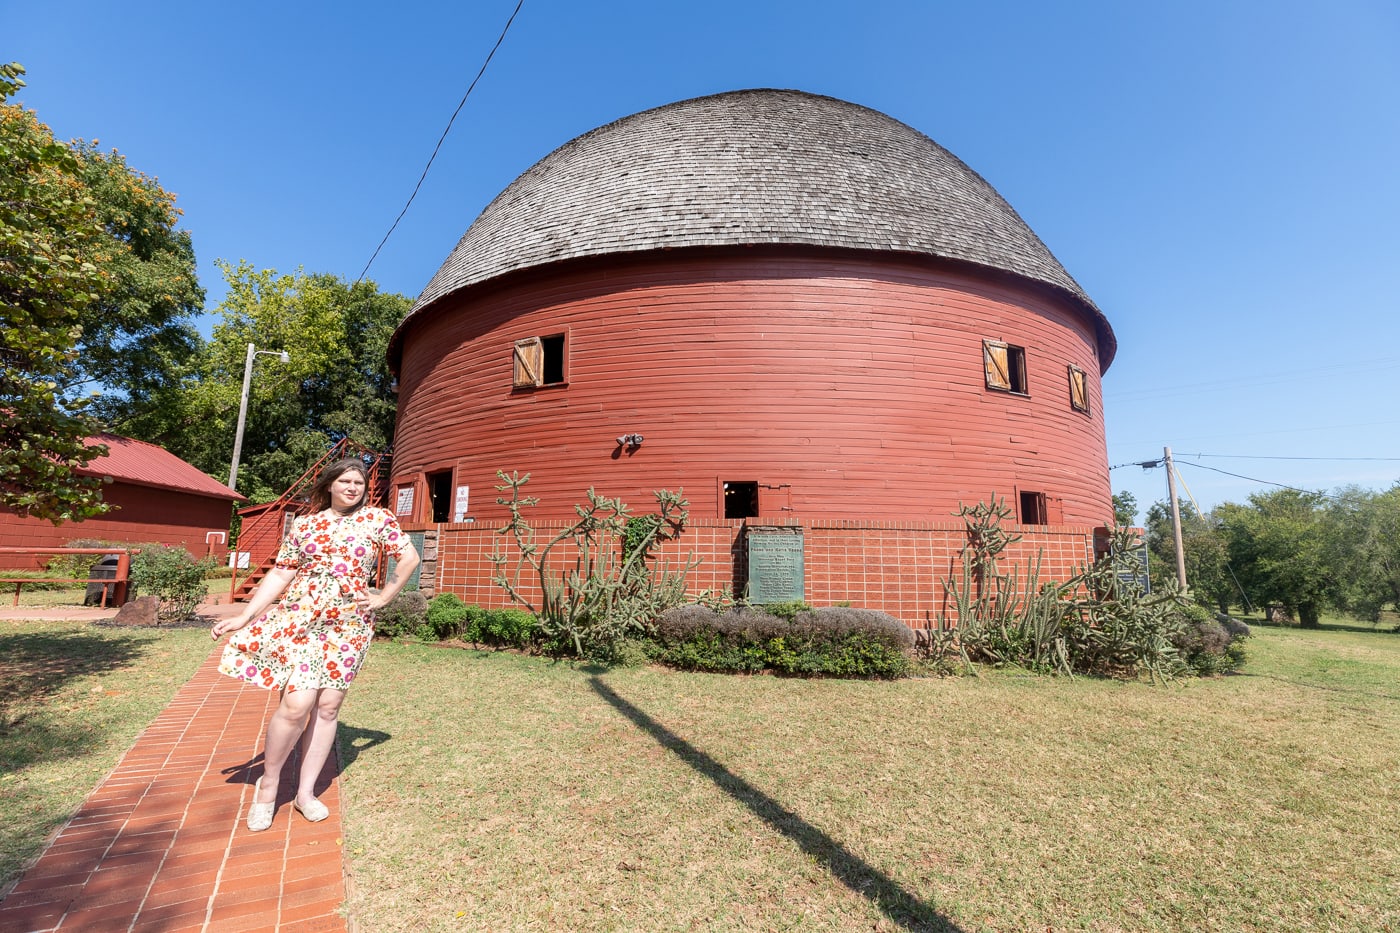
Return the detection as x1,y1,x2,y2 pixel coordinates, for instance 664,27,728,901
1019,491,1047,525
983,340,1028,395
1068,364,1089,413
426,470,452,523
723,481,759,519
513,334,567,388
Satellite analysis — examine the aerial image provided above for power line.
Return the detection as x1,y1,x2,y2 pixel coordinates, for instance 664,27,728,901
354,0,526,287
1177,453,1400,462
1174,461,1371,503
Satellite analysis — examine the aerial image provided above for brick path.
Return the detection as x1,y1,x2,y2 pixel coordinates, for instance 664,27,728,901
0,622,351,933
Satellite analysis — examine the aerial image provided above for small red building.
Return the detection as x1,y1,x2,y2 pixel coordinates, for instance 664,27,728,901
386,89,1119,624
0,434,243,569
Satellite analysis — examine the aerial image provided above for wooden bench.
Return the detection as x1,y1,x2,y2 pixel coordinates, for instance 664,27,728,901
0,547,135,608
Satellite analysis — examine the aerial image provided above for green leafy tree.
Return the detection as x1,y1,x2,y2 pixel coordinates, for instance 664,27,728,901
1144,500,1233,613
1112,491,1138,526
1327,484,1400,621
1218,489,1337,627
0,63,108,521
68,141,204,433
166,261,409,502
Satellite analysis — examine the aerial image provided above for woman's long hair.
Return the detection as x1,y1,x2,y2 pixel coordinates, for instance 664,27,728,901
308,458,370,513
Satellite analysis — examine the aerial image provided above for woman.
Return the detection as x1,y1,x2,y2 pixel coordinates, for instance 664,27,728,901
211,457,420,831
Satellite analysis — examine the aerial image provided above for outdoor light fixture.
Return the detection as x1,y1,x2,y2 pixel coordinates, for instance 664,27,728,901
616,433,644,448
228,343,291,491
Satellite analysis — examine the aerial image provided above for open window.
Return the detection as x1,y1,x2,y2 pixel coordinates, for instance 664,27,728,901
1068,364,1090,413
513,334,567,388
723,481,759,519
984,340,1028,395
1018,490,1063,525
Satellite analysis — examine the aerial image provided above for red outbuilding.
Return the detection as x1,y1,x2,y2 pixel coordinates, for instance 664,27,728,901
387,89,1119,625
0,434,243,569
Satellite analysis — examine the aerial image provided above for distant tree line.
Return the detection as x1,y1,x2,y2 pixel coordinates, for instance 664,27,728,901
1134,486,1400,627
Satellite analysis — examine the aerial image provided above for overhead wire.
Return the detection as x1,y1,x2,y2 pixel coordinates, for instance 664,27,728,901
354,0,527,287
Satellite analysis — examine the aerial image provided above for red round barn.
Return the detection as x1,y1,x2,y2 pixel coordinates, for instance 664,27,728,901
388,89,1115,528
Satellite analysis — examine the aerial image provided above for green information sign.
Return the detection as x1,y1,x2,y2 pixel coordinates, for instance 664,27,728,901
747,530,804,604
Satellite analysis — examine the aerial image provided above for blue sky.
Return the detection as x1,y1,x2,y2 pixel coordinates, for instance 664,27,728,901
9,0,1399,521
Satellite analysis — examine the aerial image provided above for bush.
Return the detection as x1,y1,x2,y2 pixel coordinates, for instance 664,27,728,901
651,604,913,678
374,590,428,639
1170,604,1249,675
425,592,471,640
129,545,214,623
475,607,538,648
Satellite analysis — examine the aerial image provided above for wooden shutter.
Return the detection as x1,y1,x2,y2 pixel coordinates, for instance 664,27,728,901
984,340,1011,390
1068,365,1089,412
513,337,543,388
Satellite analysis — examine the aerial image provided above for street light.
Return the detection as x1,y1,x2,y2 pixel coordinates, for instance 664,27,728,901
227,343,290,491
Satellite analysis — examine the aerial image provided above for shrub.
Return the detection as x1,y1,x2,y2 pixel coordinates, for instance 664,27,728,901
129,545,214,623
1171,604,1249,675
425,592,471,640
475,607,537,648
374,590,428,639
651,604,913,678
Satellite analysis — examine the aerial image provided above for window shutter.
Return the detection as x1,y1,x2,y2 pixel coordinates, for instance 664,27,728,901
984,340,1011,390
1068,365,1089,412
513,337,543,388
1046,496,1065,524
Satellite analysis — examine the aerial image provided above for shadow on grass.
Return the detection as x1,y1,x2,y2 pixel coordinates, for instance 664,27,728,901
588,677,963,933
338,723,391,771
0,629,155,735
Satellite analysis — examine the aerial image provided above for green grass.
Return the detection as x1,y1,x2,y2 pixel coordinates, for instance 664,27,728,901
339,626,1400,931
2,619,1397,930
0,619,214,892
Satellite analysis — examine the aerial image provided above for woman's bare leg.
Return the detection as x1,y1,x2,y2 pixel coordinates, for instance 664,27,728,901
296,687,346,805
256,688,318,804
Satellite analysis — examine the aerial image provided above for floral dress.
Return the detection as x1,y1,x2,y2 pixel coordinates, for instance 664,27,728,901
219,506,410,692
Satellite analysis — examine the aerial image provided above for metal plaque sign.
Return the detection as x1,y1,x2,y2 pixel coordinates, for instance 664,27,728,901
747,529,805,604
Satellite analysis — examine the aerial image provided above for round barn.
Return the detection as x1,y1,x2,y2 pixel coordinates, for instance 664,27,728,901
388,89,1115,533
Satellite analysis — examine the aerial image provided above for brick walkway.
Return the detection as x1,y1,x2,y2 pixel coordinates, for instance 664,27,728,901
0,630,351,933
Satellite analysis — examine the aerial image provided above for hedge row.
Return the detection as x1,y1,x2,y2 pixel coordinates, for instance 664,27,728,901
650,605,914,678
373,592,916,678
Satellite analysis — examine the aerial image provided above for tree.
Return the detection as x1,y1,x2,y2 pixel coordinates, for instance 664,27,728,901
1144,500,1233,613
1327,484,1400,621
1218,489,1337,627
0,63,108,521
67,141,204,432
164,262,409,502
1112,490,1138,526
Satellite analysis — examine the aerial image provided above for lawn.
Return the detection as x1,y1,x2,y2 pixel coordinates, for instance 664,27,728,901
0,618,215,891
1,617,1396,931
339,625,1400,932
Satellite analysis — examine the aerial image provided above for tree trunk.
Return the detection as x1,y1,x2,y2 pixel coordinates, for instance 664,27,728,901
1298,602,1320,628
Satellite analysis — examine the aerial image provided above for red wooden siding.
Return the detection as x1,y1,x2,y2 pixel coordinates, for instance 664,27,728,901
0,485,233,570
392,249,1111,527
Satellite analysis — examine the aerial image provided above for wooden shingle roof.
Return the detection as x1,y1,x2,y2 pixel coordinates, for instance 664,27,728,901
401,88,1113,365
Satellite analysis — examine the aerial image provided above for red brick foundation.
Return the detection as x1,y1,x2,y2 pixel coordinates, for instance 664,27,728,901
403,516,1104,632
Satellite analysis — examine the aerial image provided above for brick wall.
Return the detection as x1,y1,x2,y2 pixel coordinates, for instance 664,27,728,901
403,516,1102,632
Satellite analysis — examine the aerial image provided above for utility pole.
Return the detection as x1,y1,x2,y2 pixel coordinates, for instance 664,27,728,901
1164,446,1188,593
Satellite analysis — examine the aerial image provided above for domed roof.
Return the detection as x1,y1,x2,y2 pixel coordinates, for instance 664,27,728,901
404,88,1113,365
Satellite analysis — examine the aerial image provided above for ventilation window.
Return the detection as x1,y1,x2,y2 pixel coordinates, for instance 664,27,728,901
1019,491,1047,526
427,470,453,523
984,340,1028,395
513,334,567,388
1068,364,1090,413
723,481,759,519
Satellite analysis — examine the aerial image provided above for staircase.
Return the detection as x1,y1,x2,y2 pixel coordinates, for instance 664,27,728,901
228,439,391,602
